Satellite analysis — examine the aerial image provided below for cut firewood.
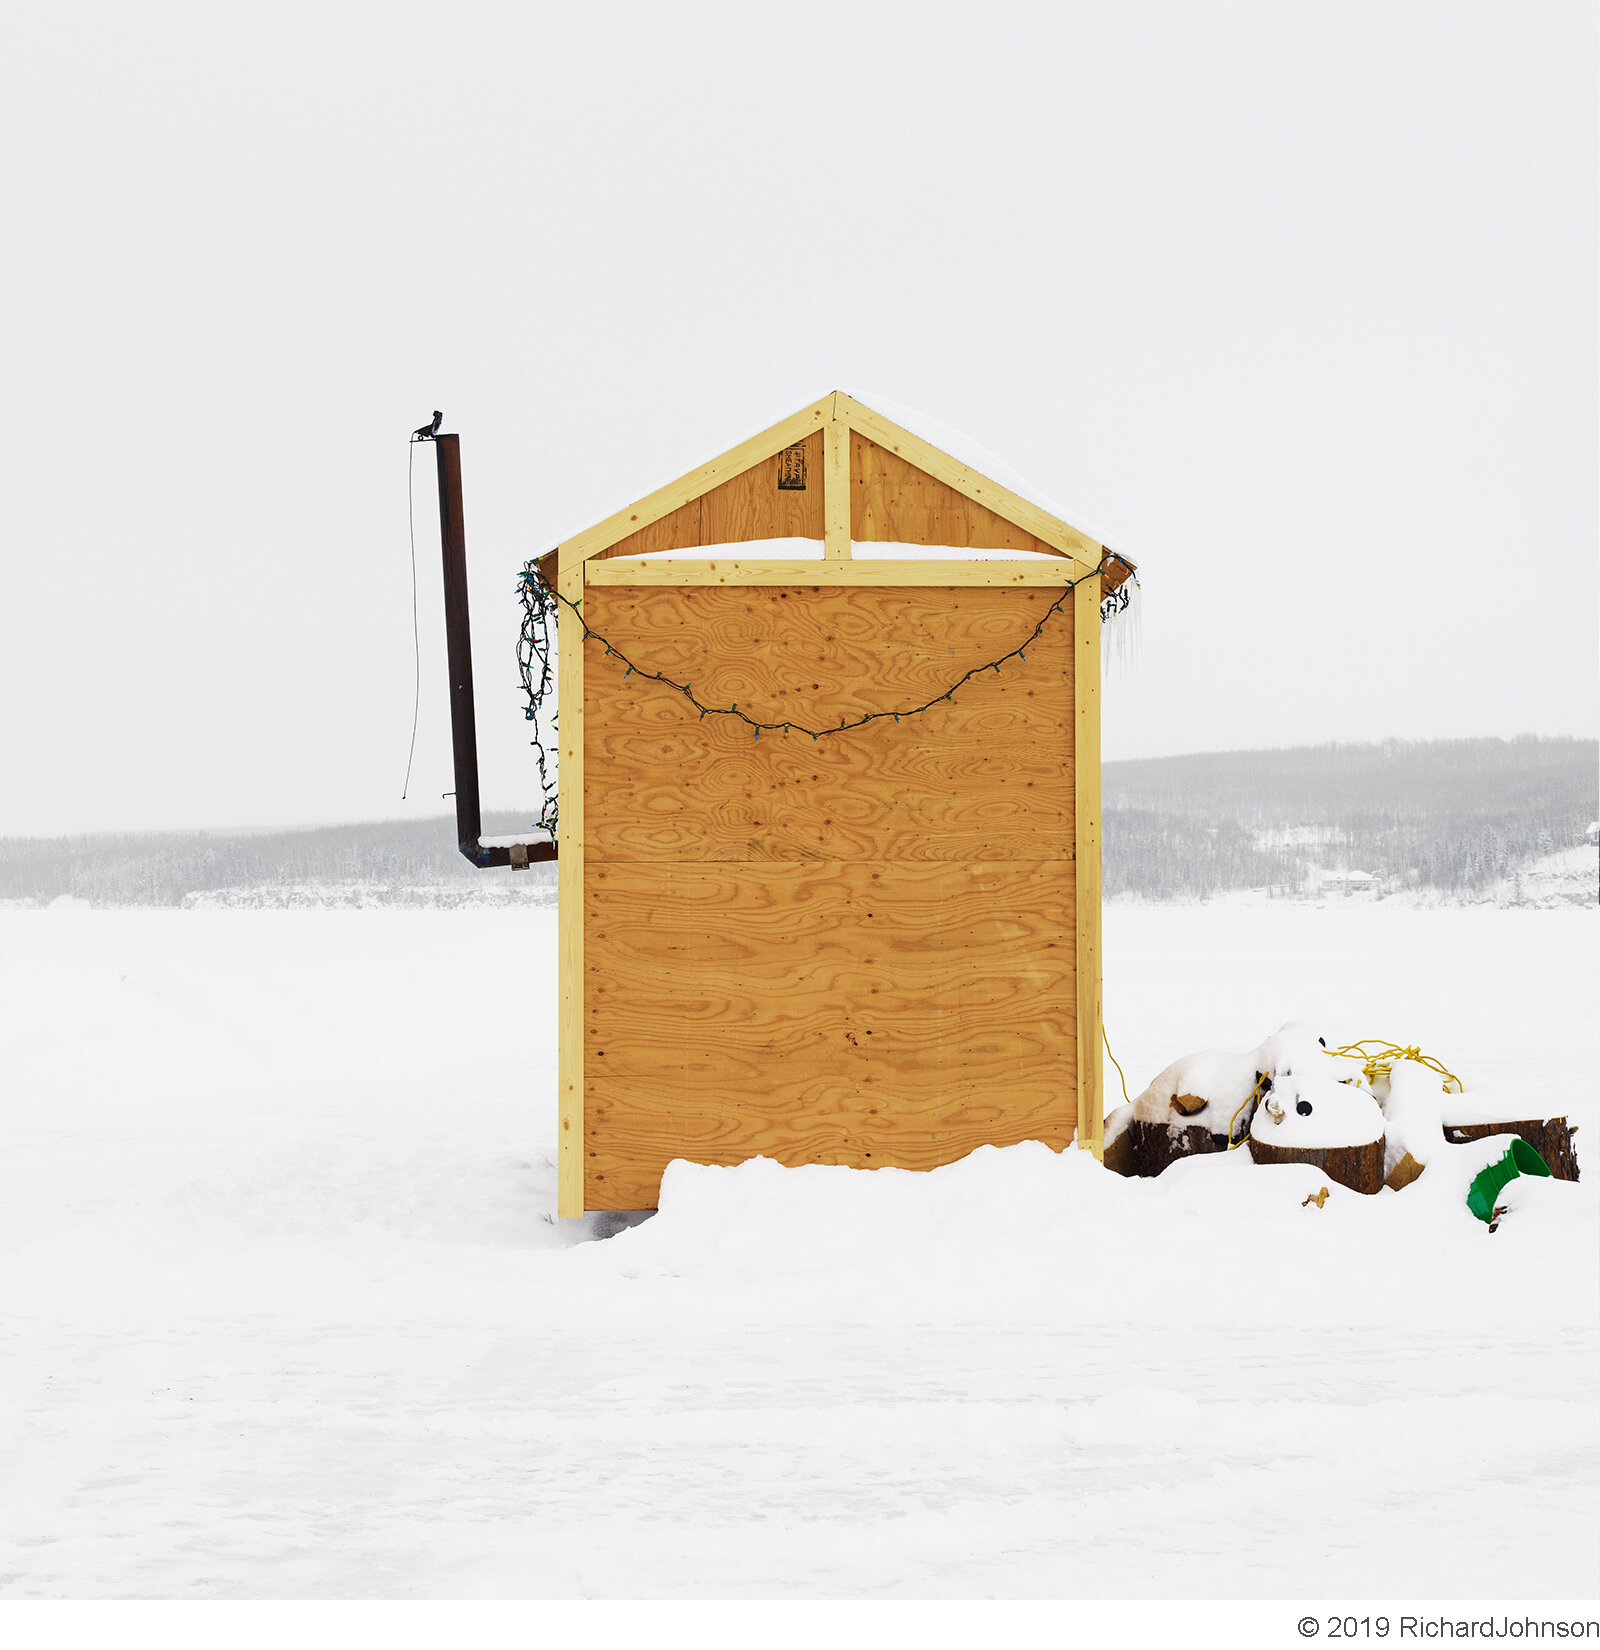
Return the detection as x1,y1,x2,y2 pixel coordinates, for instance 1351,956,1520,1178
1170,1093,1208,1117
1385,1151,1426,1192
1442,1118,1578,1182
1102,1125,1136,1178
1103,1118,1227,1178
1248,1137,1384,1195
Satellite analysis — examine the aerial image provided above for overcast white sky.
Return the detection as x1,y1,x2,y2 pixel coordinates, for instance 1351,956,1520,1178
1,1,1594,837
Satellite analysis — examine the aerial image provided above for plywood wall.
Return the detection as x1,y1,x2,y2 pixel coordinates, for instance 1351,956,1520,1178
581,584,1078,1209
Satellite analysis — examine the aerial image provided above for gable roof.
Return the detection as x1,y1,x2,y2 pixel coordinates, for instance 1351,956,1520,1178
558,390,1111,574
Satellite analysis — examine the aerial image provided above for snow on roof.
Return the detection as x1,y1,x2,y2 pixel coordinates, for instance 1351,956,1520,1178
612,538,824,561
610,538,1067,563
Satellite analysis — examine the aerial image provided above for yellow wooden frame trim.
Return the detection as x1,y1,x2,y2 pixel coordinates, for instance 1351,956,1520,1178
584,558,1085,587
823,415,851,559
557,549,586,1215
834,393,1101,572
1073,575,1103,1159
565,399,834,565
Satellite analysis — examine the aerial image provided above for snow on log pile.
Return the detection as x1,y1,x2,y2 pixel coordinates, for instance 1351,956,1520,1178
1104,1022,1580,1199
1247,1059,1385,1195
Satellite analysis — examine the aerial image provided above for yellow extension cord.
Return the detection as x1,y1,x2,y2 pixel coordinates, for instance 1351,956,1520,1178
1225,1070,1272,1149
1324,1039,1463,1094
1103,1025,1132,1106
1102,1029,1273,1151
1222,1041,1463,1150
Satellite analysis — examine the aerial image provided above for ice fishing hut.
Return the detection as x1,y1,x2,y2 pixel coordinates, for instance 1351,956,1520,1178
426,392,1136,1216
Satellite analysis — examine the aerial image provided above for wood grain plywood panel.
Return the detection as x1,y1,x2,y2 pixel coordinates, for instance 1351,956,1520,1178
595,497,701,560
583,860,1077,1208
597,430,824,560
701,428,824,544
583,584,1075,862
849,432,1063,555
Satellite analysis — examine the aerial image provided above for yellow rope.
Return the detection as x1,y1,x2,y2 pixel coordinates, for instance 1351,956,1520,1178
1225,1070,1271,1150
1102,1025,1132,1105
1324,1039,1463,1094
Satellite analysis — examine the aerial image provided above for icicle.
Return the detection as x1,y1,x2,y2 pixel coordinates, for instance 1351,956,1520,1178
1101,572,1143,677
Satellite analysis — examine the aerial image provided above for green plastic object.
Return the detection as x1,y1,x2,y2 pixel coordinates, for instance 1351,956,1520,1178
1466,1137,1552,1225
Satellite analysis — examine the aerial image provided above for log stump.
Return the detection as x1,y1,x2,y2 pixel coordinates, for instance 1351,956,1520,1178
1442,1118,1579,1182
1248,1136,1385,1195
1104,1118,1228,1179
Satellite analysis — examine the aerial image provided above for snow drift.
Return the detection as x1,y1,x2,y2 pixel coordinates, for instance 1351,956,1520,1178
572,1137,1597,1331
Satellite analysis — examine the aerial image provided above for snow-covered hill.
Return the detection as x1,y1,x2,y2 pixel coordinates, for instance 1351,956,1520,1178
1105,735,1596,903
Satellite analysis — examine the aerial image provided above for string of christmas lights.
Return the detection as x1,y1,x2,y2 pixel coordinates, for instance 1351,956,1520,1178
516,555,1138,841
516,567,560,839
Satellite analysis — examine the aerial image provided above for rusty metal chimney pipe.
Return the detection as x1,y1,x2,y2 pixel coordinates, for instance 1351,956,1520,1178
429,428,556,869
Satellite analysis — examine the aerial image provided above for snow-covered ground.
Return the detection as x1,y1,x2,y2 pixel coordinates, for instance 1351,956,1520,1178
177,881,558,911
0,904,1595,1598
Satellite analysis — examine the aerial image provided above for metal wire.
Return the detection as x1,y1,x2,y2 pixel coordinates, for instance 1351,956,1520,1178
401,438,422,800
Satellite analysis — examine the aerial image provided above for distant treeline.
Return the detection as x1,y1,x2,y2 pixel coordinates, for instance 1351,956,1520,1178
0,813,554,907
1103,815,1295,901
1104,736,1597,900
4,739,1594,906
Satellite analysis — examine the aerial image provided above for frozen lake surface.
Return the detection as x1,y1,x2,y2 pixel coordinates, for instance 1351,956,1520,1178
1,903,1595,1597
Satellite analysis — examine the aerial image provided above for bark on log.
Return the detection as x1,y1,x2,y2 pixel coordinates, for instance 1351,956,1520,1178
1248,1136,1385,1195
1102,1118,1228,1178
1442,1118,1579,1182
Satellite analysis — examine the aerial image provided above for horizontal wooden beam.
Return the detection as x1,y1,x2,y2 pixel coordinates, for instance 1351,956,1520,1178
584,558,1089,587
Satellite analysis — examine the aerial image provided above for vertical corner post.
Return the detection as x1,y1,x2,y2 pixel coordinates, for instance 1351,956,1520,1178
435,434,485,860
1073,573,1104,1158
556,548,586,1216
823,414,851,559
